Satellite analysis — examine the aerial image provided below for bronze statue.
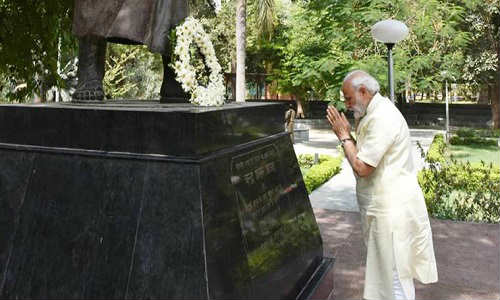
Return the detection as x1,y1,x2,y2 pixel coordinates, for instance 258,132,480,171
72,0,189,102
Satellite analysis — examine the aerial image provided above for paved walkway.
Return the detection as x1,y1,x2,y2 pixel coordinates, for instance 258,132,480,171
293,128,500,300
313,209,500,300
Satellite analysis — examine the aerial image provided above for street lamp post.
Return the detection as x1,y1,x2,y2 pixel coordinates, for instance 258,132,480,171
371,20,409,103
386,43,395,102
441,71,454,142
445,78,450,142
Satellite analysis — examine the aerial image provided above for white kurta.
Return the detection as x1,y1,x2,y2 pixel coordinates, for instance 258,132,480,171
355,93,438,300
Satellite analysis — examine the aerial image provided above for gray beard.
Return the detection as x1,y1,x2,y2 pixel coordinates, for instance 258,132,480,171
352,104,367,120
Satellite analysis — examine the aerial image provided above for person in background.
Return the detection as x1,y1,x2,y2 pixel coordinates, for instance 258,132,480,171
285,103,296,143
326,70,438,300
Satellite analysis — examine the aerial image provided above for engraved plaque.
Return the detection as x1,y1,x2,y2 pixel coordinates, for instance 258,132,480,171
231,145,284,250
230,143,313,288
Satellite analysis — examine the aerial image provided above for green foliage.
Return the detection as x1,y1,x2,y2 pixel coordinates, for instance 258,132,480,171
455,128,476,137
271,2,354,102
0,73,14,102
255,0,276,41
455,127,500,138
425,133,446,163
298,154,343,194
265,0,477,104
297,154,315,170
103,2,233,100
1,0,497,105
454,127,500,137
449,136,498,146
460,0,499,87
0,0,76,101
0,0,229,101
481,128,500,138
297,153,331,169
449,127,499,146
198,1,237,73
103,46,140,99
123,47,163,99
418,134,500,223
193,0,281,75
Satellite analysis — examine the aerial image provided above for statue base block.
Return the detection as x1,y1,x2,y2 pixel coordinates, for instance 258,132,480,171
0,101,333,299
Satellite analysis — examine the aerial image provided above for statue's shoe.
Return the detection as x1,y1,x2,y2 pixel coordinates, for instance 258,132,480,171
159,76,190,103
72,80,104,101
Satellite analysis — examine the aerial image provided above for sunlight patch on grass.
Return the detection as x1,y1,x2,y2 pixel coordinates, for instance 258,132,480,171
449,144,500,167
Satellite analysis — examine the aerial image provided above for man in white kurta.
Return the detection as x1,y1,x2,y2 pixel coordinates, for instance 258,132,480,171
327,70,438,300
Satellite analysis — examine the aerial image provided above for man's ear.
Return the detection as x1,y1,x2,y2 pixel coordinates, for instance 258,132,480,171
358,85,367,96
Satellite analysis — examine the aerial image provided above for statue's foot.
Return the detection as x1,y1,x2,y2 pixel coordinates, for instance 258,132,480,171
160,78,190,103
160,55,190,103
72,80,104,101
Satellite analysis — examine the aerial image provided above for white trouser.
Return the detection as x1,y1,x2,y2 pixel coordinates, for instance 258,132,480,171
392,249,415,300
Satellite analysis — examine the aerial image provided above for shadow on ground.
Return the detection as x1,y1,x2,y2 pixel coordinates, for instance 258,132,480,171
313,208,500,300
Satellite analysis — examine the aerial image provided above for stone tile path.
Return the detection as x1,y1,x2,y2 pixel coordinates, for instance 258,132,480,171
313,209,500,300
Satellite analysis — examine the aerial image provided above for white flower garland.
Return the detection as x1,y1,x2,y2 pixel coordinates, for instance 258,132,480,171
172,17,225,106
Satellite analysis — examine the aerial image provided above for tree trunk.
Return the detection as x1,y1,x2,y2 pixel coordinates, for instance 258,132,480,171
405,78,412,103
492,87,499,129
493,42,500,129
478,84,491,104
493,74,500,129
235,0,246,103
265,80,277,99
230,58,236,101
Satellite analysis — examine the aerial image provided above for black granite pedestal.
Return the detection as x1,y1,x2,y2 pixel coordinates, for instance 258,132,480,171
0,101,333,299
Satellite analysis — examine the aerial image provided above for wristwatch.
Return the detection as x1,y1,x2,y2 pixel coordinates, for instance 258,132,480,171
340,138,354,146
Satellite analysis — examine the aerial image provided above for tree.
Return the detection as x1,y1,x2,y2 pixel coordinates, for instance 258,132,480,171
271,1,355,114
236,0,274,102
460,0,499,128
267,0,474,116
235,0,246,102
0,0,76,102
255,0,276,40
0,0,229,102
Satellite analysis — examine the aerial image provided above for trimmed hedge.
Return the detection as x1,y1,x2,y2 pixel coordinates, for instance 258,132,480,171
298,154,343,194
425,134,446,163
455,127,500,138
450,128,499,146
449,136,498,146
418,134,500,223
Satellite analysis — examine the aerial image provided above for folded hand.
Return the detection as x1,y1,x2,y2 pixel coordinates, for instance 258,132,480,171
326,106,351,140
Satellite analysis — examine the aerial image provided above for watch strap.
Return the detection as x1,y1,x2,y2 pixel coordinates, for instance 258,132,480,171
341,138,353,145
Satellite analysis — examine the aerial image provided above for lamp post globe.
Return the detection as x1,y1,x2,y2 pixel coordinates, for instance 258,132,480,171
371,20,409,103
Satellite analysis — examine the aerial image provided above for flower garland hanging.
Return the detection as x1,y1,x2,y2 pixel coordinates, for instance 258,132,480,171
172,17,225,106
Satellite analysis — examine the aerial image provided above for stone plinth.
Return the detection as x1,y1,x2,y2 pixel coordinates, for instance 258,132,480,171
0,101,332,299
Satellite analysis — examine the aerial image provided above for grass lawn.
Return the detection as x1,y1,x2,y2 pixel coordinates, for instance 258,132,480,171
449,144,500,166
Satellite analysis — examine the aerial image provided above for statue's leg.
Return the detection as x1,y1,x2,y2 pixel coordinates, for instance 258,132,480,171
72,36,106,101
160,54,190,103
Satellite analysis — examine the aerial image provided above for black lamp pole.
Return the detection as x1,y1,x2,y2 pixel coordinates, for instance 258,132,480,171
386,43,395,103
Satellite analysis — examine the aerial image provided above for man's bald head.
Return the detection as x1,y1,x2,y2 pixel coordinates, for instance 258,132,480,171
343,70,380,96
